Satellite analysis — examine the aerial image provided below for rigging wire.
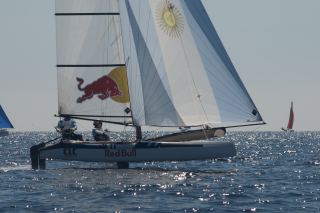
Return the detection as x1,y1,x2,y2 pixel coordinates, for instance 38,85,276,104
201,125,209,140
251,125,263,132
142,125,151,140
76,121,91,132
122,124,127,141
179,37,210,125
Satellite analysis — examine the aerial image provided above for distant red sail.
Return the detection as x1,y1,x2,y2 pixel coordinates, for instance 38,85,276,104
287,102,294,129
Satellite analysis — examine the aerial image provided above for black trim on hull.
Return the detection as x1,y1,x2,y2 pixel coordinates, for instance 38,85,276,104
159,144,203,148
39,141,204,152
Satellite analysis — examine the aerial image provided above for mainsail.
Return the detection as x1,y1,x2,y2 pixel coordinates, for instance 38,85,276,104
287,102,294,130
55,0,263,128
55,0,131,124
0,105,13,129
119,0,263,127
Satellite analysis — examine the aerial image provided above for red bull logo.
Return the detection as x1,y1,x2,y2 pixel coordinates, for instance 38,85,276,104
105,149,137,157
76,76,123,103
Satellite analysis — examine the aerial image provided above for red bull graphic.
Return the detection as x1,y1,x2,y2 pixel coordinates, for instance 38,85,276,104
105,149,136,157
76,76,123,103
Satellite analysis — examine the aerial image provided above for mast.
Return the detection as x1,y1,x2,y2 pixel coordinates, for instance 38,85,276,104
115,0,140,139
136,126,142,140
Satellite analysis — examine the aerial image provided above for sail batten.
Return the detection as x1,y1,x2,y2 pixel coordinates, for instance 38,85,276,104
57,64,126,67
55,13,120,16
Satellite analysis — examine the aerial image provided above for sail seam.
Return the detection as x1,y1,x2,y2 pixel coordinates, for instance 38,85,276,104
186,0,258,111
188,25,251,108
180,1,254,112
59,114,131,118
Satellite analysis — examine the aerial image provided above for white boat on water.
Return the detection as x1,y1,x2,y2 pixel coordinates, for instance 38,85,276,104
281,102,294,132
0,105,13,137
31,0,265,169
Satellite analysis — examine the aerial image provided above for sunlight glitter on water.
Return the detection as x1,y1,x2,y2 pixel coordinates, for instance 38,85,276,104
1,131,320,212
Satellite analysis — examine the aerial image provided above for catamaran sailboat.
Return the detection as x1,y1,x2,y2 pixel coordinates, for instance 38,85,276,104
282,102,294,132
30,0,265,169
0,105,14,137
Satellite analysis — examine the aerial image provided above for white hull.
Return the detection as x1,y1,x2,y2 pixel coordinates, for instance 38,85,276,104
39,140,236,162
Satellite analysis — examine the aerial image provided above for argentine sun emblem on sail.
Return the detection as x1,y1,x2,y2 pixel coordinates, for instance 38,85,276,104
156,0,184,38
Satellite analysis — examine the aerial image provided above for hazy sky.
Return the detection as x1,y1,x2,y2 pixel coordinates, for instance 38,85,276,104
1,0,319,132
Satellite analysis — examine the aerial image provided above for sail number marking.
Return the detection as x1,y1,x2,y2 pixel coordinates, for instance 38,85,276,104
64,148,77,156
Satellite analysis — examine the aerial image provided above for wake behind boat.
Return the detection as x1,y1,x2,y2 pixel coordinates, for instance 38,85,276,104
30,0,265,169
0,105,13,137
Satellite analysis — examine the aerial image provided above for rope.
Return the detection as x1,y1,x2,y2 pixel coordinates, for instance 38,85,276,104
202,125,209,140
126,126,134,141
142,126,151,140
76,120,91,132
251,125,263,131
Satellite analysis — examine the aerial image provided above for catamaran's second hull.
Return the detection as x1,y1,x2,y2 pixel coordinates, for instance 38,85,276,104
0,130,9,137
39,141,236,162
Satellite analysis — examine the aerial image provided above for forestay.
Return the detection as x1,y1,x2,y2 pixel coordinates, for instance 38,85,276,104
119,0,263,127
55,0,131,124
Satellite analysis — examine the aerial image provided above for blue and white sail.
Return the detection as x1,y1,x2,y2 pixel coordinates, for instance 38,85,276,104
119,0,263,127
0,105,13,137
0,105,13,129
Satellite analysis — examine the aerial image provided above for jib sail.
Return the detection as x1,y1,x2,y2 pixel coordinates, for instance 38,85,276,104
119,0,263,127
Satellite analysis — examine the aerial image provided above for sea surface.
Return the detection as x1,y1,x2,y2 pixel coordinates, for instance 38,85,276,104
0,131,319,212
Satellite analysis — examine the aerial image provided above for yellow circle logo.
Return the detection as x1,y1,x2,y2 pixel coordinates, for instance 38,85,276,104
156,0,184,38
108,67,130,103
164,11,175,27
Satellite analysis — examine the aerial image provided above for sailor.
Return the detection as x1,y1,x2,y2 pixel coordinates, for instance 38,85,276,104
56,116,83,141
92,120,109,141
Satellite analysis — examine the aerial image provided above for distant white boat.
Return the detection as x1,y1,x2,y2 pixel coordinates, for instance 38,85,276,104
282,102,294,132
0,105,14,137
31,0,265,170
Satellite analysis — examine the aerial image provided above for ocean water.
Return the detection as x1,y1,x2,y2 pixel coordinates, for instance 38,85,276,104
0,131,319,212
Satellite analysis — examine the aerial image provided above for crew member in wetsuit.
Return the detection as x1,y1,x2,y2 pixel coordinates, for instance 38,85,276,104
92,120,109,141
56,116,83,141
